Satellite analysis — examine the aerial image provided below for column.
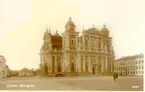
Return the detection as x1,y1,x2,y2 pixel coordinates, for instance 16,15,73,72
62,55,65,72
103,57,105,72
55,56,57,73
108,57,111,72
76,53,80,75
96,37,98,50
49,54,51,73
65,53,69,72
83,56,86,72
82,36,85,50
100,57,103,72
68,54,70,72
96,56,99,74
105,57,108,72
77,52,81,72
88,56,92,72
88,36,91,51
80,55,83,72
76,34,78,51
40,55,42,64
101,37,103,50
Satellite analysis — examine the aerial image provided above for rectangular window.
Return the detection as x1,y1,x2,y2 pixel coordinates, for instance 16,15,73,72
136,71,137,74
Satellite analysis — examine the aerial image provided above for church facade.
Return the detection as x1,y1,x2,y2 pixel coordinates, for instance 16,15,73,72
39,17,115,76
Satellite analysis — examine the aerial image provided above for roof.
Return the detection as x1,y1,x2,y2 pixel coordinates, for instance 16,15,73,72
101,25,109,32
83,27,102,35
51,35,62,49
0,55,5,59
21,68,33,72
0,55,6,63
65,17,76,27
43,27,52,40
115,53,144,61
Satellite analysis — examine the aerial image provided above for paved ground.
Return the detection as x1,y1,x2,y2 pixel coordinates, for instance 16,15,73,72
0,76,143,91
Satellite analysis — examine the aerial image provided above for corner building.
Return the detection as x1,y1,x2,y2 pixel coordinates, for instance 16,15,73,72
39,17,115,76
114,54,144,76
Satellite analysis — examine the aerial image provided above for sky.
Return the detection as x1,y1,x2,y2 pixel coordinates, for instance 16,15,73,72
0,0,145,70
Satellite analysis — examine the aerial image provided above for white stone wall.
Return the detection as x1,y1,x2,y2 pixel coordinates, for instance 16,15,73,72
115,56,144,76
0,56,7,79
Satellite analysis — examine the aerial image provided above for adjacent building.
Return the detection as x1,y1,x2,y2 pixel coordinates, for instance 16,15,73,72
18,68,34,77
0,55,8,79
114,53,144,76
39,17,115,76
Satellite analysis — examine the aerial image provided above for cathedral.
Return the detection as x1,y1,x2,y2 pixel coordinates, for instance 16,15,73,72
39,17,115,76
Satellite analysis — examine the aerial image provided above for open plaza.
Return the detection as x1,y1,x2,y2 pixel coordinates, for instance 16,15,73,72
0,76,143,91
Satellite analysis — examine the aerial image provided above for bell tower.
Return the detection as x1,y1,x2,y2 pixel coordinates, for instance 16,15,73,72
65,16,76,32
62,17,79,73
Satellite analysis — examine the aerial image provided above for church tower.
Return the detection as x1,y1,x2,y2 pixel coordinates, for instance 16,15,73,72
40,27,52,76
62,17,79,74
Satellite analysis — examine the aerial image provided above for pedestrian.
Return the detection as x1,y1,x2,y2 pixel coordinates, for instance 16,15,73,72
113,73,116,82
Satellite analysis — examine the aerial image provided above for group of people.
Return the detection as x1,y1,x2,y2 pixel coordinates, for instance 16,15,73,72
113,72,118,82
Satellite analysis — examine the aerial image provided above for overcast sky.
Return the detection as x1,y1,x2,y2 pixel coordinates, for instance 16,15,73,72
0,0,145,70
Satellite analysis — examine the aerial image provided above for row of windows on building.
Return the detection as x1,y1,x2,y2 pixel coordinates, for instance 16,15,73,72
115,66,144,70
127,71,144,74
116,60,144,66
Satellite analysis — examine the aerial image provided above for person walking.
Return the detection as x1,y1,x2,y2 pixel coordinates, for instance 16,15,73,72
113,72,116,82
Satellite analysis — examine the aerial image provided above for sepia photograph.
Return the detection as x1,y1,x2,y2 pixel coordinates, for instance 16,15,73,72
0,0,144,91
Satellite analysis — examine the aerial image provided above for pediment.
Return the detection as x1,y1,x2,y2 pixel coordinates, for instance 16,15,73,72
83,28,103,35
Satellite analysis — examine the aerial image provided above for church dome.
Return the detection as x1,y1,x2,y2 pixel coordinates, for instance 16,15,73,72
65,17,76,27
101,24,109,36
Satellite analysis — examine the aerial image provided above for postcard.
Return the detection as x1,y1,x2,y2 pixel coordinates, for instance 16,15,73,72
0,0,144,92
